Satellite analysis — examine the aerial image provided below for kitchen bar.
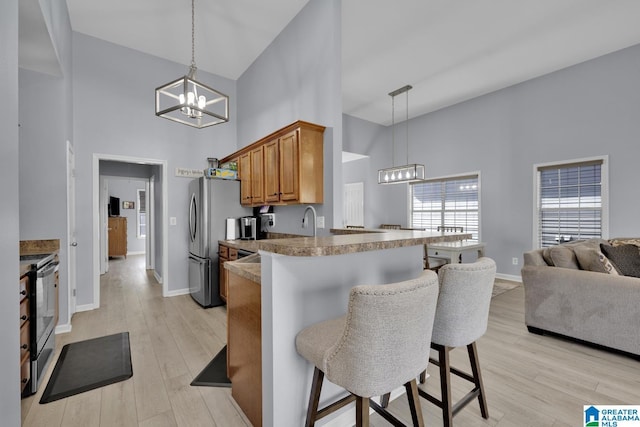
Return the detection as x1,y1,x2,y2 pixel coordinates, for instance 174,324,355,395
224,229,471,427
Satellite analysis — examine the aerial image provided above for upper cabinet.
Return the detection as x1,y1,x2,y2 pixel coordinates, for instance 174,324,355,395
224,121,325,207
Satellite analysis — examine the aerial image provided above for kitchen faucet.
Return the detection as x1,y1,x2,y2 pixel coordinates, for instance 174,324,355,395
302,205,317,237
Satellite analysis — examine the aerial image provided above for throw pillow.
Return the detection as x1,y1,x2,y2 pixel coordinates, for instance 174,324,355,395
548,245,580,269
600,244,640,277
573,245,619,275
609,238,640,248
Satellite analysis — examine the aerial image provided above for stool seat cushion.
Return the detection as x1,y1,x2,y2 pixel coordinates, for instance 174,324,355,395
296,315,346,371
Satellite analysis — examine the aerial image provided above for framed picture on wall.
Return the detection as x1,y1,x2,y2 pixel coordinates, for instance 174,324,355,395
123,201,135,209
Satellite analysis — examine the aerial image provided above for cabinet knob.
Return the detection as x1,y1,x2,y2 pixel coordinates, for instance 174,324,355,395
22,378,28,384
21,315,27,321
21,344,28,350
20,290,27,296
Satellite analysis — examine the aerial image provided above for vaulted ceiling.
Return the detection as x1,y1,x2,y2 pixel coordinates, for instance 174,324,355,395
19,0,640,125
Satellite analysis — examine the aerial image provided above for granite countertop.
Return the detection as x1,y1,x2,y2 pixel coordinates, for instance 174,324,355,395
220,228,471,257
19,239,60,276
225,253,261,283
222,228,472,283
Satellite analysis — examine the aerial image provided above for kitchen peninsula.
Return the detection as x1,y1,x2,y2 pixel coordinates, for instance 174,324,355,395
224,229,471,427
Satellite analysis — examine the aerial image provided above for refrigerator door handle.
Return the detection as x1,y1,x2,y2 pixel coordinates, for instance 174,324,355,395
189,193,197,242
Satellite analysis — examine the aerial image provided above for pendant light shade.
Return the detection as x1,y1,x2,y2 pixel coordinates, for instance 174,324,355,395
155,0,229,128
377,85,425,184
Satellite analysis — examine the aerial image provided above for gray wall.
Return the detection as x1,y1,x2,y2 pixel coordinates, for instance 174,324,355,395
343,43,640,277
237,0,343,235
18,0,73,331
1,1,21,424
72,32,239,303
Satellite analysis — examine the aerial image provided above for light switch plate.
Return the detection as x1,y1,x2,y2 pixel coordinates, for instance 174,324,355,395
317,216,325,228
170,217,177,226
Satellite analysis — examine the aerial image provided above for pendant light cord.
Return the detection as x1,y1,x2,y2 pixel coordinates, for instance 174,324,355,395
391,93,395,168
191,0,196,69
406,88,409,165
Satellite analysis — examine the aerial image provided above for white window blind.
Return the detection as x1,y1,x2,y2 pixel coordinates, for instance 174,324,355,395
537,160,603,247
410,174,479,242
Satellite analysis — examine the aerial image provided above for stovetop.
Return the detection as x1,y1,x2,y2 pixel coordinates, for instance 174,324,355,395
20,253,56,269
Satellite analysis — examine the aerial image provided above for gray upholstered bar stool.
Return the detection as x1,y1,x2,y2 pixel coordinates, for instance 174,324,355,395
295,270,440,427
419,257,496,427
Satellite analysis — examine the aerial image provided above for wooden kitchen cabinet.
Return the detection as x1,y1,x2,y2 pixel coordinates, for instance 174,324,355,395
108,216,127,258
19,274,31,393
222,121,325,206
227,270,262,427
218,243,238,302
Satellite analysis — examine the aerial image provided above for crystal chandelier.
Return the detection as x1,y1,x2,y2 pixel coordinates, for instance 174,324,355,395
155,0,229,128
378,85,425,184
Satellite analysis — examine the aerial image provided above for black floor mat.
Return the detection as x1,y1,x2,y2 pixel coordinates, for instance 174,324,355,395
191,345,231,387
40,332,133,404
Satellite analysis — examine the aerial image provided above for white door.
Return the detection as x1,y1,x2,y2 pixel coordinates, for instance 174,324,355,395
343,182,364,227
66,141,77,318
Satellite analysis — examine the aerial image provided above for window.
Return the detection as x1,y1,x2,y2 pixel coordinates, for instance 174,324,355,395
534,157,607,248
137,189,146,239
410,174,480,242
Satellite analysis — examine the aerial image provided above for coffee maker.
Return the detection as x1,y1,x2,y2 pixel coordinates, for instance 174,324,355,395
240,216,257,240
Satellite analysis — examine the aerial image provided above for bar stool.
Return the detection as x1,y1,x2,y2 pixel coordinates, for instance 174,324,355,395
419,257,496,426
295,270,440,427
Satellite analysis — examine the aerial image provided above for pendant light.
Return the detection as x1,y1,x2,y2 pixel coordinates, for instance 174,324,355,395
155,0,229,128
377,85,425,184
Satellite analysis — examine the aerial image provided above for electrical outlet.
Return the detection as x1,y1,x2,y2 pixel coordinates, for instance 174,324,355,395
317,216,325,228
170,217,177,226
512,257,518,265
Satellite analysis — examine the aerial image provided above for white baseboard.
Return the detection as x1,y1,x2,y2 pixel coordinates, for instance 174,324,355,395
165,288,191,297
496,273,522,283
55,324,72,334
153,270,163,284
127,251,145,256
75,303,96,312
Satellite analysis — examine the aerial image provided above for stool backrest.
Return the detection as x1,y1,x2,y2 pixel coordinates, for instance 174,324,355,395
432,257,496,347
324,270,439,397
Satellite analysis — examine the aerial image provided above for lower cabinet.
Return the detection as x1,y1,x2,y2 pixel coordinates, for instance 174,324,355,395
19,274,31,393
227,270,261,427
218,244,237,302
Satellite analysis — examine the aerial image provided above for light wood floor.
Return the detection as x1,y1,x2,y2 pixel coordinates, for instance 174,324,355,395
21,255,640,426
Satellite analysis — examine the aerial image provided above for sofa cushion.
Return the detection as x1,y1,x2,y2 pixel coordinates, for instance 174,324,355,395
600,244,640,277
548,245,580,269
573,245,619,275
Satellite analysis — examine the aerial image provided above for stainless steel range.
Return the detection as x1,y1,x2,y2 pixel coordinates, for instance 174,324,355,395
21,253,58,395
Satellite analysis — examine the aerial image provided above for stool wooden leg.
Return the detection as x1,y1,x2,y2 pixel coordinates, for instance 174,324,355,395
356,396,370,427
438,345,453,427
380,392,390,408
467,342,489,419
405,379,425,427
305,367,324,427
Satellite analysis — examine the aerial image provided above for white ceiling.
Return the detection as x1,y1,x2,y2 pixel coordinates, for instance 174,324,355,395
19,0,640,125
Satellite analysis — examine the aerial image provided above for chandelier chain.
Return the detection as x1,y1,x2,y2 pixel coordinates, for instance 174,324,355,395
191,0,196,68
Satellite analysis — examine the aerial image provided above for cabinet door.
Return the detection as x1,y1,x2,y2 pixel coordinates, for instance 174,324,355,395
263,139,280,203
239,153,252,206
278,130,299,202
250,145,265,205
219,258,227,302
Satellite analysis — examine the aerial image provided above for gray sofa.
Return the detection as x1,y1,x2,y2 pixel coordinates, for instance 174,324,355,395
522,238,640,358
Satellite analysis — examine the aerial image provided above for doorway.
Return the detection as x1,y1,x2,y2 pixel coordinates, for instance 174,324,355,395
92,154,168,309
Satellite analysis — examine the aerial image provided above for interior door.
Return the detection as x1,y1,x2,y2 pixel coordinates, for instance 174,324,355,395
66,141,77,318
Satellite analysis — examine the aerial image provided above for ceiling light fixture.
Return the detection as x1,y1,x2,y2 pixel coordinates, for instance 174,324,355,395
378,85,425,184
155,0,229,128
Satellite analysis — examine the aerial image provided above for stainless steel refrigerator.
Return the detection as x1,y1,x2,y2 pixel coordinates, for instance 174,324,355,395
188,177,249,307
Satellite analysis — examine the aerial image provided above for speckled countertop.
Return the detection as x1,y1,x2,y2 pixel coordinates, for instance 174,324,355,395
221,228,471,257
222,228,471,283
19,239,60,276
